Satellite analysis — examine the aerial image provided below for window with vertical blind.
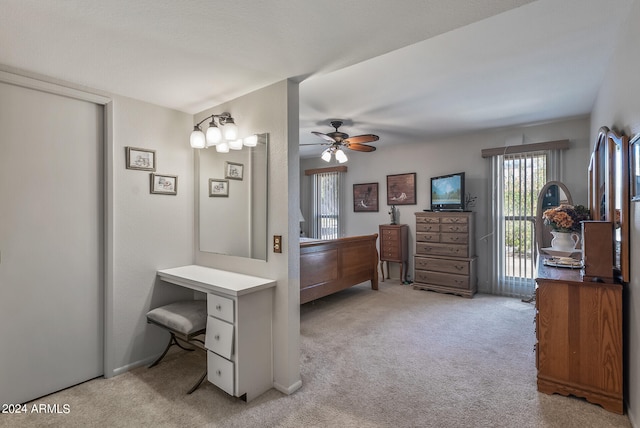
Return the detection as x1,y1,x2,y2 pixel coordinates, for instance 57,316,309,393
305,166,346,240
483,140,567,298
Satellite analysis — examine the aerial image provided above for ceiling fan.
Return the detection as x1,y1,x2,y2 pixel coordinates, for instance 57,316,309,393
304,120,379,163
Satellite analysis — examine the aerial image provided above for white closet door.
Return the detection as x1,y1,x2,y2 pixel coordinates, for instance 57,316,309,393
0,81,104,404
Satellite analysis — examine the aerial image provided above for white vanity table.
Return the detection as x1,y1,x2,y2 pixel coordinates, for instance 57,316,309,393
157,265,276,402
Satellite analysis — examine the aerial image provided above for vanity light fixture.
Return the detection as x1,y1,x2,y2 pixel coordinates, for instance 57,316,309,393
321,146,348,163
190,112,239,149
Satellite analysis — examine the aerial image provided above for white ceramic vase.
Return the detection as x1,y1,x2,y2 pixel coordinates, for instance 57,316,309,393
550,231,580,251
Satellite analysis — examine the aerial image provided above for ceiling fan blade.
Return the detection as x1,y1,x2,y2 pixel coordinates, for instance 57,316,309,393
312,131,337,143
344,134,379,144
346,143,376,152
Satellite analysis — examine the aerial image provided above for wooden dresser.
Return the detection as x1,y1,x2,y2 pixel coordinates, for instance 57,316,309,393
535,259,623,414
413,211,476,297
379,224,409,283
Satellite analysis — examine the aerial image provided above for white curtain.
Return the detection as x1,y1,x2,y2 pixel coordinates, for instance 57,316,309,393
488,149,563,297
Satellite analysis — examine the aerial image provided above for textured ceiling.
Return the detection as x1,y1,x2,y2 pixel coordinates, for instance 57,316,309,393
0,0,633,157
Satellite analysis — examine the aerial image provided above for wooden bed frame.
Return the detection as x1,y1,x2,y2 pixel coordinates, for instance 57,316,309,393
300,234,379,304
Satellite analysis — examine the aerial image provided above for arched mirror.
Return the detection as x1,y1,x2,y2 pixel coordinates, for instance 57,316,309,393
589,127,630,282
535,181,573,255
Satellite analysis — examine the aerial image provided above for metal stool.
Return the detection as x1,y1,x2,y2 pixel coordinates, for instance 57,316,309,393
146,300,207,394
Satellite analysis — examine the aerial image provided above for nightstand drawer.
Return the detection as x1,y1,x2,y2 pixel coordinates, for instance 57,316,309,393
207,351,234,396
207,294,234,323
205,317,234,360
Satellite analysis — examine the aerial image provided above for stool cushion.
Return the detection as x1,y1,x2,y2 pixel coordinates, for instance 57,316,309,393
147,301,207,335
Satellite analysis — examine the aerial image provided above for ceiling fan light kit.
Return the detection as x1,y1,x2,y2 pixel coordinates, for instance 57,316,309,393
306,120,379,163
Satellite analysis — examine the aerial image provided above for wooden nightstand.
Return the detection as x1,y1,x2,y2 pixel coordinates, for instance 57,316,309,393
379,224,409,283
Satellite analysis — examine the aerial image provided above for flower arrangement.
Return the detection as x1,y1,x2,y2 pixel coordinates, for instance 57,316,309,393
542,204,590,232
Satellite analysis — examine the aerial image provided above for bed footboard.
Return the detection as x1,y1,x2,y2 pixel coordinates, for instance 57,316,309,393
300,234,379,304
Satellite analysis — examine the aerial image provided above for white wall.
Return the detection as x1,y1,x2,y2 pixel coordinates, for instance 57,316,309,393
109,95,196,375
590,0,640,424
301,117,591,290
194,80,302,394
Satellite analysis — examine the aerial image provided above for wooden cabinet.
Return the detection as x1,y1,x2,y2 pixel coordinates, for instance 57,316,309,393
413,211,476,297
379,224,409,282
535,261,623,414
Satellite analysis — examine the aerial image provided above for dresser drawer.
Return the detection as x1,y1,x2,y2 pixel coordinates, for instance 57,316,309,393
415,256,469,275
416,216,440,224
416,223,440,233
441,224,468,233
207,294,234,323
416,242,469,258
440,233,468,244
205,317,234,360
441,216,468,224
416,232,440,242
207,351,235,396
414,270,469,289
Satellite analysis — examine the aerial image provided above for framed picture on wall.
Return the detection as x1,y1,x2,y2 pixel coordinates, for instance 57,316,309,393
126,147,156,171
225,161,244,180
631,133,640,202
150,173,177,195
386,173,416,205
209,178,229,197
353,183,379,212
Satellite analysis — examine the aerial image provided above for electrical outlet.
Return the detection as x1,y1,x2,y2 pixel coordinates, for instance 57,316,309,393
273,235,282,253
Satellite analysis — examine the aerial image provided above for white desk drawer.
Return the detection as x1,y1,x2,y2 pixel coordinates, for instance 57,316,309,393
205,317,234,359
207,351,234,396
207,294,234,323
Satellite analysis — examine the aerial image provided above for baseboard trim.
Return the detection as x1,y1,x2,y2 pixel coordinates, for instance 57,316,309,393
273,379,302,395
110,354,158,377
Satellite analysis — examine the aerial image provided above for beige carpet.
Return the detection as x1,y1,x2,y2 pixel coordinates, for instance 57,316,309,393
1,280,631,428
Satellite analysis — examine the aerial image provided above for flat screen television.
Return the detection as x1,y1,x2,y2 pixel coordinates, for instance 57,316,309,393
431,172,465,211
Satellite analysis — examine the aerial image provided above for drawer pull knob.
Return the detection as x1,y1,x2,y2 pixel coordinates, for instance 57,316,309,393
214,334,220,341
455,265,464,270
216,304,222,310
216,370,222,376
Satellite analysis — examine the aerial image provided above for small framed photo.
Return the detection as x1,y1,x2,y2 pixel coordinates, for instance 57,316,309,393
225,162,244,180
126,147,155,171
209,178,229,197
631,133,640,202
387,173,416,205
150,173,177,195
353,183,379,212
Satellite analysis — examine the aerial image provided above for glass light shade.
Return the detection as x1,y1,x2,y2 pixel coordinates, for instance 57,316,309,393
215,141,230,153
223,120,238,140
205,125,222,146
190,127,206,149
229,139,243,150
321,149,332,162
243,134,258,147
335,148,348,163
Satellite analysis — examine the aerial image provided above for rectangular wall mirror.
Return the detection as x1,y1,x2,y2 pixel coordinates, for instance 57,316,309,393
197,133,268,260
